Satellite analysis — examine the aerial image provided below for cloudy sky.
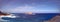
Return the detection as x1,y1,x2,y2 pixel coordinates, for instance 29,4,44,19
1,0,60,13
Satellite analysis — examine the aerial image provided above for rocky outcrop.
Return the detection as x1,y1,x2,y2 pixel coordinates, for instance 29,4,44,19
0,11,10,16
48,15,60,22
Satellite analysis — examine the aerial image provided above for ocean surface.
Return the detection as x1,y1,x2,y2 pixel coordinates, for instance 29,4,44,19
2,13,59,22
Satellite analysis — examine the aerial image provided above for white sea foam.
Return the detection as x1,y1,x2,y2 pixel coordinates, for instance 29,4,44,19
0,14,17,22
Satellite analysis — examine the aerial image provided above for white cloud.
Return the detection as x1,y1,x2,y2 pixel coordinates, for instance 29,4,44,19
2,5,59,13
7,5,35,13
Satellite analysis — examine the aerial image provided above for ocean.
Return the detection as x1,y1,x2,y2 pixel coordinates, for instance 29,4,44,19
2,13,58,22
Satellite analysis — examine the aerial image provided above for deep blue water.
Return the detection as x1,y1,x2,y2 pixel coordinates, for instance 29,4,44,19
2,13,58,22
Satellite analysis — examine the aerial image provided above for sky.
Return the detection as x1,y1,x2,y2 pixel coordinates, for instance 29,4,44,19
0,0,60,13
